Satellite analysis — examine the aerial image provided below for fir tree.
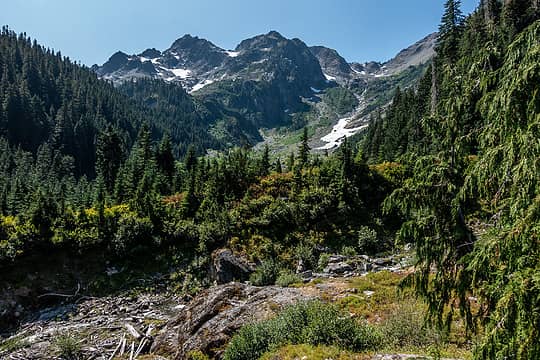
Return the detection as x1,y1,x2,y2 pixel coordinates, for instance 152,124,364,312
298,127,310,167
436,0,465,62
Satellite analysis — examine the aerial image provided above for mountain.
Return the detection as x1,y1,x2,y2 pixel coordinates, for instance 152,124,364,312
95,31,435,154
309,45,354,81
310,32,437,86
94,31,327,94
382,33,437,74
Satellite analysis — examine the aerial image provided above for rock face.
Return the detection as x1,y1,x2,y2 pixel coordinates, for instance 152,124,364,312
210,249,255,284
151,282,312,359
382,33,437,74
310,45,353,80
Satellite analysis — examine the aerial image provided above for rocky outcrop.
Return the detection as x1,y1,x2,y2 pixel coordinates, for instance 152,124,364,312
210,249,255,284
310,45,353,80
151,282,313,359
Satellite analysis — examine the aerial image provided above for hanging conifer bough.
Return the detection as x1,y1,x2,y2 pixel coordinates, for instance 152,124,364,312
380,2,540,358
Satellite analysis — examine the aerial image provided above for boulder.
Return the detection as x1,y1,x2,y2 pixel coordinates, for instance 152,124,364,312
210,249,255,285
151,282,312,359
324,262,354,274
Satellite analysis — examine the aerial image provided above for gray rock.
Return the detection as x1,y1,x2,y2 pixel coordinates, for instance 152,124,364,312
210,249,255,285
372,257,395,266
324,262,353,274
151,282,312,359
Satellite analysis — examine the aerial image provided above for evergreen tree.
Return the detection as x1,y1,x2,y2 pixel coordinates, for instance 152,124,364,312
436,0,465,62
184,144,197,173
298,127,310,167
287,152,295,172
156,133,176,182
274,157,283,173
95,126,123,194
259,145,270,177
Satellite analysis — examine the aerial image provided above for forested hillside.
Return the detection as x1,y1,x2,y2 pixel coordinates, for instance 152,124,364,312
363,0,540,358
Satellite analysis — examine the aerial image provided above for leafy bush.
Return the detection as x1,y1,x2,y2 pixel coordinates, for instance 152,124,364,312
295,243,317,270
357,226,379,254
224,301,381,360
317,253,330,271
340,245,357,257
276,270,302,287
112,213,154,254
0,216,28,262
187,350,211,360
249,259,279,286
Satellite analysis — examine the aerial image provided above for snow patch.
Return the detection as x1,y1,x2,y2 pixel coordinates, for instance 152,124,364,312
310,87,322,93
316,116,368,150
226,50,240,57
170,68,192,78
323,73,336,82
190,79,215,92
139,57,151,63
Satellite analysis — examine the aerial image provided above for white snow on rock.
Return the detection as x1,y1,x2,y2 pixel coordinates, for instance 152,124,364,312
139,57,151,63
317,115,368,150
310,87,322,93
190,79,215,92
170,68,192,78
323,73,336,82
225,50,240,57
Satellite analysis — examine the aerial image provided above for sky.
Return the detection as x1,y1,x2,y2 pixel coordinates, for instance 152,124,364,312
1,0,479,66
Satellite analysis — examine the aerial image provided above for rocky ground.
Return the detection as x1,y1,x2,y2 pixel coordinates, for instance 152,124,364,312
0,252,464,360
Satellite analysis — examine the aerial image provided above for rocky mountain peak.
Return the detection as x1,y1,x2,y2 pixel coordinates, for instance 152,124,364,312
309,46,353,79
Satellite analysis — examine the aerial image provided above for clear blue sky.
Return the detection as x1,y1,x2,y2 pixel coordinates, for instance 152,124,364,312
1,0,479,66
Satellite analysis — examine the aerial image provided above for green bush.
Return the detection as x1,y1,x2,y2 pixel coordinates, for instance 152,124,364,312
357,226,379,254
379,300,442,348
223,301,381,360
317,253,330,271
187,350,211,360
276,270,302,287
51,333,82,360
249,259,279,286
112,213,154,254
340,245,357,257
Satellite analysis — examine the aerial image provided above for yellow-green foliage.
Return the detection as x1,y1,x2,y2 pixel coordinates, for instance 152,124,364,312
0,215,32,261
52,204,136,248
370,162,407,186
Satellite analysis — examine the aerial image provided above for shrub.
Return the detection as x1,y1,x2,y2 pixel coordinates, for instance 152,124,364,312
379,300,442,349
51,334,82,359
276,270,302,287
249,259,279,286
341,245,357,257
295,243,317,270
357,226,379,254
112,213,154,255
223,301,381,360
187,350,211,360
0,216,27,262
317,253,330,271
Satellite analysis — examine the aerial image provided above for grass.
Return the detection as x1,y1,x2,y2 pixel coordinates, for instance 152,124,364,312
261,344,368,360
337,271,407,321
50,333,82,360
0,334,29,353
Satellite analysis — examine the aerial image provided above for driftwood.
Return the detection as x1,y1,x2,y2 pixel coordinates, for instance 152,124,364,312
37,283,81,299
